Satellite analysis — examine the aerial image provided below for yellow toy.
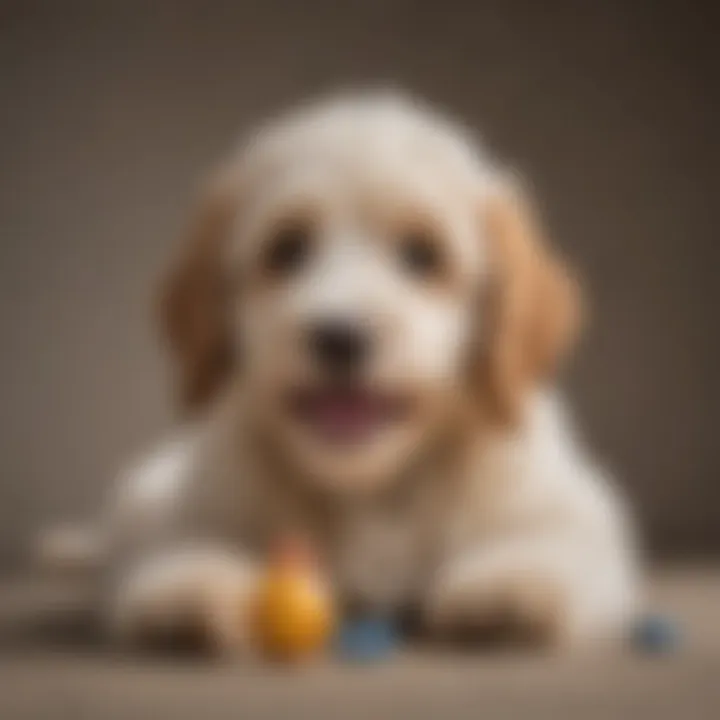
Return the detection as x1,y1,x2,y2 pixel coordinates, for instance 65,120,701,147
251,535,335,661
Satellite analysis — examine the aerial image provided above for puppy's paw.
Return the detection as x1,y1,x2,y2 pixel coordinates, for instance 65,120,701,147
112,548,257,656
425,568,568,648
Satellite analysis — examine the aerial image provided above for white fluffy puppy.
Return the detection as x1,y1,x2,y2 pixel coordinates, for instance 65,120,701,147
73,93,639,652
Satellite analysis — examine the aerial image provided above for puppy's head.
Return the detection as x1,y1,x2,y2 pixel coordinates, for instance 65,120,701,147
161,94,580,492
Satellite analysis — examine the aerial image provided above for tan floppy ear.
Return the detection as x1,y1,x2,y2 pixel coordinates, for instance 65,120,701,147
481,180,582,426
159,168,240,415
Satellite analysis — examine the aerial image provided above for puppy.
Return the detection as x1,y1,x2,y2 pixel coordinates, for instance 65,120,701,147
65,92,639,653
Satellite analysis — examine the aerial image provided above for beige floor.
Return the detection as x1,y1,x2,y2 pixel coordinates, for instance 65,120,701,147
1,568,718,719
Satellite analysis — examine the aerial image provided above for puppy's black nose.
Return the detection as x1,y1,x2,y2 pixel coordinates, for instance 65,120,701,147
308,321,370,373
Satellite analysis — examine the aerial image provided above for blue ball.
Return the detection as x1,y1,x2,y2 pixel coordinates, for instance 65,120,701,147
336,616,397,662
631,614,680,653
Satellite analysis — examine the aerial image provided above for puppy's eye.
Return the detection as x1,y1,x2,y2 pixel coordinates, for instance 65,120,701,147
398,230,443,279
263,221,313,277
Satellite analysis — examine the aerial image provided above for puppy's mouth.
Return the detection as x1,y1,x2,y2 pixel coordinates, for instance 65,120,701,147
287,386,413,446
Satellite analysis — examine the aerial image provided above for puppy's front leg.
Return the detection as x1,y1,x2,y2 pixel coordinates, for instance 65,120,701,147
111,545,258,656
424,536,634,648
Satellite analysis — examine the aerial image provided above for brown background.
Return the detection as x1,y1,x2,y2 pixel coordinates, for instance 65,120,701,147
0,0,717,572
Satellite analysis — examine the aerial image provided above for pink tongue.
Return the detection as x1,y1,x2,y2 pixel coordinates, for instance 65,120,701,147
312,394,380,441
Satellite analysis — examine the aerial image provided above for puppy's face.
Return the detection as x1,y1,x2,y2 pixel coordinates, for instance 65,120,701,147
162,96,580,494
233,142,485,490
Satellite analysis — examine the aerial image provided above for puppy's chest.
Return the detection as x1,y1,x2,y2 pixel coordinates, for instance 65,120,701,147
245,479,449,611
216,445,462,610
325,503,437,611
